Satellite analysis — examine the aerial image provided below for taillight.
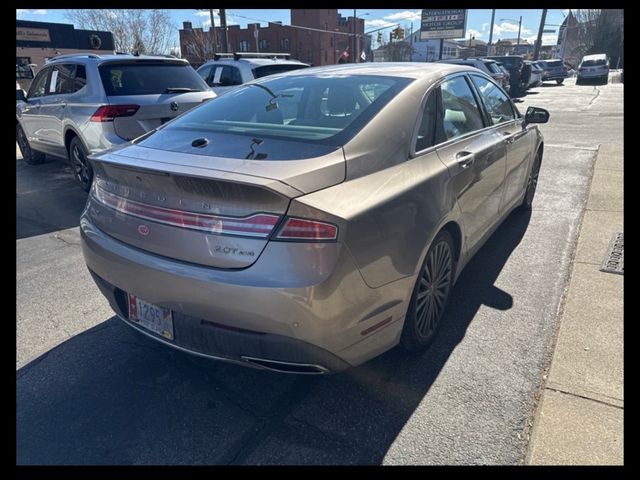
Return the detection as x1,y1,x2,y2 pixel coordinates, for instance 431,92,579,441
91,104,140,122
93,184,280,237
274,217,338,241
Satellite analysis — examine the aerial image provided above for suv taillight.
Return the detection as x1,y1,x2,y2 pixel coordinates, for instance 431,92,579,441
90,104,140,122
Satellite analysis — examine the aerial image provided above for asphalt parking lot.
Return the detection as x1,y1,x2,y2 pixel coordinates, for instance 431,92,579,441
16,77,623,465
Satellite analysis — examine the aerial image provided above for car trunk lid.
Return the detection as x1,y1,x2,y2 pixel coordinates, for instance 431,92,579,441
87,143,345,268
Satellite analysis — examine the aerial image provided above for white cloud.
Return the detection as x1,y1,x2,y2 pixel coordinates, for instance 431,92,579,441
466,29,483,39
16,9,47,16
525,34,558,46
195,11,210,17
492,22,531,37
481,22,489,31
384,10,422,22
365,19,396,29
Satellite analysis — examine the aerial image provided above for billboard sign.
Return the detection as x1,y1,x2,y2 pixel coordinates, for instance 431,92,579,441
420,9,467,40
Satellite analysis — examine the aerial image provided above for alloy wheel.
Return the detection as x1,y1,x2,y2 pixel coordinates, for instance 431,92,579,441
71,143,91,189
415,240,453,339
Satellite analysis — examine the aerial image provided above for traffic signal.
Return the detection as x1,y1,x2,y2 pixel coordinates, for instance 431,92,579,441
377,32,383,43
396,27,404,40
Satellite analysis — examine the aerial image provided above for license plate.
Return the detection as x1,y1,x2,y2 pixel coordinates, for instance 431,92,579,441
128,294,174,340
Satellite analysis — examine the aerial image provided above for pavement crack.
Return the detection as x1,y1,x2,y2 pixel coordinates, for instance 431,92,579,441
53,232,81,247
545,386,623,410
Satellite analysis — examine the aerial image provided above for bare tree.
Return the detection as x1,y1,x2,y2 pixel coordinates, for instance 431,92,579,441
181,27,216,66
573,9,623,66
64,9,175,55
378,41,415,62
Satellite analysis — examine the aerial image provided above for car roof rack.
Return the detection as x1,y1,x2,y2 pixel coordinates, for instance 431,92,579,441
213,52,292,61
45,53,102,62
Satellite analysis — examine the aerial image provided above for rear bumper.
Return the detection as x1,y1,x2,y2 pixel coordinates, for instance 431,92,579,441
80,215,412,372
542,73,567,81
577,70,609,79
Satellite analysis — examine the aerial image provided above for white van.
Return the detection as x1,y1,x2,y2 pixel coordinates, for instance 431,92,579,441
577,53,609,83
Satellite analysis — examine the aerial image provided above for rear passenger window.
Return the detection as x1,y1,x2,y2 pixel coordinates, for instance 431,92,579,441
415,90,438,151
51,64,87,94
439,76,485,140
470,75,515,125
197,65,213,86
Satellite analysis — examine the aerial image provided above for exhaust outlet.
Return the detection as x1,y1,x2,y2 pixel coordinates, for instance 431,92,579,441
241,356,330,375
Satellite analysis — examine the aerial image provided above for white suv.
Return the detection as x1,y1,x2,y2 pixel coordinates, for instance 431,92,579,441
196,52,309,96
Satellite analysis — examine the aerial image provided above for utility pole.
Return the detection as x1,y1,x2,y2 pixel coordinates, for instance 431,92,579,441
209,9,218,54
516,16,522,46
220,9,228,53
353,9,357,63
533,9,547,60
438,38,444,60
488,9,495,56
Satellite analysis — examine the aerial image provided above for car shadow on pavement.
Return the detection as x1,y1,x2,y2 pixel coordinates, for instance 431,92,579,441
16,209,531,465
16,154,88,240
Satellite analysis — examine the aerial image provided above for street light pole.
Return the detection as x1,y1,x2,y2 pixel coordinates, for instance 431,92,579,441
353,9,357,63
533,9,547,61
488,9,495,56
517,15,522,45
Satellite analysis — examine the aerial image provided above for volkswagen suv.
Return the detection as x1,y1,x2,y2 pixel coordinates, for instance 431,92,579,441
16,54,215,191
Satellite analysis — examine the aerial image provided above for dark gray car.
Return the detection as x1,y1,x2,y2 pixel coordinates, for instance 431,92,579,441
16,54,215,191
81,63,549,374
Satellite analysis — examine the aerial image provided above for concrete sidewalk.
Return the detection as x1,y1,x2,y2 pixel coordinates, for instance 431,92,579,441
526,143,624,465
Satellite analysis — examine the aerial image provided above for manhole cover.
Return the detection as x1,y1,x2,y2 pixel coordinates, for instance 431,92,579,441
600,232,623,275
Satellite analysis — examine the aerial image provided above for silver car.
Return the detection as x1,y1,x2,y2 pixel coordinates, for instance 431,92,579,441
16,54,215,191
81,63,549,374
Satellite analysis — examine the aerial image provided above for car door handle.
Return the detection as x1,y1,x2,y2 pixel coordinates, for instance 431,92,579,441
456,151,475,168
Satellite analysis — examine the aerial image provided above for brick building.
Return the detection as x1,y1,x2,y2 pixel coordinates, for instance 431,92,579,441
179,9,365,67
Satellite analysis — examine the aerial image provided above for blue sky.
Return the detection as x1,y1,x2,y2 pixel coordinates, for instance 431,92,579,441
17,8,569,50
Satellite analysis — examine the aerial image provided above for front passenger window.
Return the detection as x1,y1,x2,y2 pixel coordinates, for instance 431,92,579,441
439,76,485,141
470,74,515,125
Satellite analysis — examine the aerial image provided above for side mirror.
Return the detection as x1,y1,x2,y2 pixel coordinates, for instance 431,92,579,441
16,89,27,102
524,106,549,125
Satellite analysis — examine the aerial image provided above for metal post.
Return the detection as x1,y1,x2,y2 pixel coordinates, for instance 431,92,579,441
353,9,357,63
410,22,413,61
220,9,228,53
517,16,522,45
209,9,218,54
254,24,259,52
488,9,495,56
439,38,444,60
533,9,547,61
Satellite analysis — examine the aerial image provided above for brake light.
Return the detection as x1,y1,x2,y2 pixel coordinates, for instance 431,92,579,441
275,217,338,241
91,104,140,122
93,184,280,237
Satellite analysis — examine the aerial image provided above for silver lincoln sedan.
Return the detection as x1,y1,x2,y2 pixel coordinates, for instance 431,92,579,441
81,63,549,374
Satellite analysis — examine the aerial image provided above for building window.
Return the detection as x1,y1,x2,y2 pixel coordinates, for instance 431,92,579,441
16,57,33,79
280,38,290,51
259,39,269,51
239,40,249,52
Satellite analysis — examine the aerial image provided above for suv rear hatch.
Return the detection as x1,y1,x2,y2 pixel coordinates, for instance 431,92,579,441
97,59,213,140
87,136,345,269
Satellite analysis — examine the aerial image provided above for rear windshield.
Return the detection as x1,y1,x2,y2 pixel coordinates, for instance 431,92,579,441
582,59,607,67
491,57,522,68
252,64,309,79
99,62,208,96
484,62,501,74
165,74,413,146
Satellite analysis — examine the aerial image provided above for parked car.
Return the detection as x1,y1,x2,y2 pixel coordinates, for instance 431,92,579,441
577,53,609,84
196,52,309,96
16,62,36,94
16,53,215,191
81,63,549,374
437,58,510,93
525,61,543,89
534,59,568,84
486,55,528,96
495,62,511,88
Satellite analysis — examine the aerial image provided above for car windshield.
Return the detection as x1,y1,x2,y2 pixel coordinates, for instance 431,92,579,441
252,64,310,79
98,62,208,95
165,73,413,145
582,59,607,67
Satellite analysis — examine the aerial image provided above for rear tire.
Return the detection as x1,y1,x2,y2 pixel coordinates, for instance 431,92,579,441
519,151,542,211
16,123,45,165
556,79,564,85
69,136,93,192
401,230,456,352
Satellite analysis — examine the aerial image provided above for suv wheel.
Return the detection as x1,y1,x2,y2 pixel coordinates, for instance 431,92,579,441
69,137,93,192
16,123,45,165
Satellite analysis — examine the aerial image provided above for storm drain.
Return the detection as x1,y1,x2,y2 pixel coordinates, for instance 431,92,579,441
600,232,623,275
